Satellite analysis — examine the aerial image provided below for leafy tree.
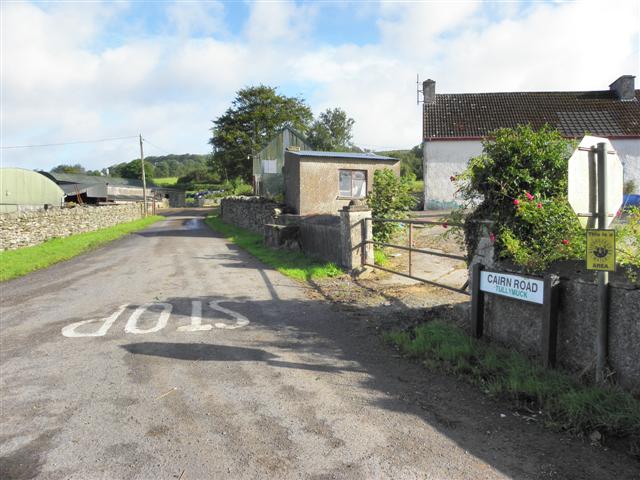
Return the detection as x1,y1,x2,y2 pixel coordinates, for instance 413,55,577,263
307,107,356,151
381,145,423,179
51,164,86,174
118,160,155,180
367,168,416,242
209,85,313,180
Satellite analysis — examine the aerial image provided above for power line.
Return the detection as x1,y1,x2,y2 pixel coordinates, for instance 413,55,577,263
142,137,171,155
1,135,139,150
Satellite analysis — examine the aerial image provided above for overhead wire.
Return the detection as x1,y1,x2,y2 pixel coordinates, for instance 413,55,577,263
1,135,139,150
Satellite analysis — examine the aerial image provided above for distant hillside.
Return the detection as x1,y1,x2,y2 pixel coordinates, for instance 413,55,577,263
376,145,423,179
108,153,210,178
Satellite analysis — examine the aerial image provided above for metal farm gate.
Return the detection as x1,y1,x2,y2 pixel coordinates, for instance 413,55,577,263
364,217,470,296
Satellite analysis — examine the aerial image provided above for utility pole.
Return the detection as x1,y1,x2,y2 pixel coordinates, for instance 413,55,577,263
139,134,147,217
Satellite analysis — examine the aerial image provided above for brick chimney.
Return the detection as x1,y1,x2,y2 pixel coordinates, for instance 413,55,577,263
423,79,436,104
609,75,636,101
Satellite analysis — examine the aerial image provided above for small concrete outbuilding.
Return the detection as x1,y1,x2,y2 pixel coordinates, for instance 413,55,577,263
0,168,65,214
283,150,400,215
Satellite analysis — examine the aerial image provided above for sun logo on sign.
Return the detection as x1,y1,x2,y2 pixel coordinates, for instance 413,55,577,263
590,240,610,259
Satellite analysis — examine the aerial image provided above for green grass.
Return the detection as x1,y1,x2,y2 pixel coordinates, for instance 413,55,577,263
204,215,343,281
152,177,179,186
385,321,640,439
0,216,163,282
374,248,389,266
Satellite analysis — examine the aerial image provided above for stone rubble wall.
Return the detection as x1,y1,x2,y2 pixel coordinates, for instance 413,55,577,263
220,197,283,234
0,203,144,251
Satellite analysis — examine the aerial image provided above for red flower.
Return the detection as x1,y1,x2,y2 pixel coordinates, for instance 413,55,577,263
489,232,496,243
513,199,520,206
537,202,542,209
442,222,448,229
562,239,569,245
525,191,534,201
449,175,456,182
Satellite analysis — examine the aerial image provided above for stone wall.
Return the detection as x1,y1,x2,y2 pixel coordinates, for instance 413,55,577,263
0,203,144,250
470,229,640,392
220,197,283,234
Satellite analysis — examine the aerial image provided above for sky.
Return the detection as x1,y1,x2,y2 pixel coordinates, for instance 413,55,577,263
1,0,639,172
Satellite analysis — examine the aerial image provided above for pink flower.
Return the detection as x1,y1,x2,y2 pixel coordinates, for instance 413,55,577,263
525,191,534,201
562,239,569,245
537,202,542,209
489,232,496,243
616,209,622,217
513,199,520,206
442,222,448,228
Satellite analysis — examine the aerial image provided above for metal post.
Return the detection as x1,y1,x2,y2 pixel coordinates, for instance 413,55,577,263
408,223,413,277
595,142,609,383
139,134,147,218
471,263,485,338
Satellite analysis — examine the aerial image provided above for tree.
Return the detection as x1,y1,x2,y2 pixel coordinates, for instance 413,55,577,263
306,107,356,152
51,164,86,174
119,160,155,180
209,85,313,180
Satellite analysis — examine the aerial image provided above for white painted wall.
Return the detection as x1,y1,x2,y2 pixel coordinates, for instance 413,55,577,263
423,140,483,208
610,138,640,193
423,137,640,209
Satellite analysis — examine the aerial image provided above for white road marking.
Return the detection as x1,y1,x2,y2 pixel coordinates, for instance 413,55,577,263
177,300,213,332
209,300,250,329
61,304,129,338
124,303,172,334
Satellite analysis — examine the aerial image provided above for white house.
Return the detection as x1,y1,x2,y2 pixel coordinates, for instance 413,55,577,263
422,75,640,209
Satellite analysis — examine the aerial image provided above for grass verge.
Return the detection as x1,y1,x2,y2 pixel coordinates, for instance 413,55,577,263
0,215,163,282
204,215,343,282
152,177,179,186
385,321,640,443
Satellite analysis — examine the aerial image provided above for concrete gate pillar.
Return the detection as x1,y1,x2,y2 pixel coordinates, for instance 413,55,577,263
339,200,373,272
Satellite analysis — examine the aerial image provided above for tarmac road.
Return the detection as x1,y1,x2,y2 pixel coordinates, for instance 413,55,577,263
1,210,638,479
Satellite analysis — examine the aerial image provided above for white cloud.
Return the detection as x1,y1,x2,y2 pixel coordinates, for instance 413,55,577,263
1,0,638,172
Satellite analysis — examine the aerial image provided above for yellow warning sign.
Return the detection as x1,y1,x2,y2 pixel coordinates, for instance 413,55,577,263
586,230,616,271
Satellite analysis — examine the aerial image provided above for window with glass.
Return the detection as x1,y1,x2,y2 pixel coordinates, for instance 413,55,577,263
339,170,367,198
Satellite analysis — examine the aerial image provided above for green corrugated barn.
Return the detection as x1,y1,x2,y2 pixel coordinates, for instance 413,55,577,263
252,126,309,197
0,168,65,214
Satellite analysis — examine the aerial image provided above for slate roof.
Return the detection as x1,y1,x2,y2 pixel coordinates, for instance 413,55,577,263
423,90,640,140
290,151,398,161
41,172,144,187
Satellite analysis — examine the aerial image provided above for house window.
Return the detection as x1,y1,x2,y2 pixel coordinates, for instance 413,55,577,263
339,170,367,198
261,159,277,174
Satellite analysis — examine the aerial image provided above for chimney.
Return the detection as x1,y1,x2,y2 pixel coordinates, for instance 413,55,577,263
609,75,636,101
423,79,436,104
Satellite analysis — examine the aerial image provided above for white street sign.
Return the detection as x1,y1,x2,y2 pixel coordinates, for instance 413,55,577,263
479,271,544,304
568,136,623,228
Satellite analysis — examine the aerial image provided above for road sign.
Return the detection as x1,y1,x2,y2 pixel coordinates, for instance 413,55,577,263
479,271,544,304
586,230,616,271
568,136,623,228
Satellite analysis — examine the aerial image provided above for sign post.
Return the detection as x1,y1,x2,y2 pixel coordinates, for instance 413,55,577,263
471,264,560,368
568,137,623,383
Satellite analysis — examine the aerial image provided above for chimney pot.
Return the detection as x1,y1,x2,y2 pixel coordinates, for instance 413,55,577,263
609,75,635,101
423,79,436,104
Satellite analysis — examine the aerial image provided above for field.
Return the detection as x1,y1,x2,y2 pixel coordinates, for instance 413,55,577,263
152,177,179,186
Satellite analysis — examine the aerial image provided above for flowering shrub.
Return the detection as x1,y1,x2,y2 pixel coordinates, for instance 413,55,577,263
499,193,585,271
449,125,589,272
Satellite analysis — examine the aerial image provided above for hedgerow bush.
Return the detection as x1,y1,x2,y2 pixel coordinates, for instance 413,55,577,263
452,125,578,271
368,169,415,243
452,125,639,279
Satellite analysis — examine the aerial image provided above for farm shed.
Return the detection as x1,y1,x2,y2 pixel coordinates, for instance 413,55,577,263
253,126,310,198
0,168,65,214
40,172,150,204
422,74,640,209
283,150,400,215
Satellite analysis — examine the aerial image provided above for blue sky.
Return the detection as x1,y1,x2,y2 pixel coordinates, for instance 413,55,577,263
2,0,639,172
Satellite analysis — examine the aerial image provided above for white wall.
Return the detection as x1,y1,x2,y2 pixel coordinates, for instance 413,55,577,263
423,140,483,209
610,138,640,194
